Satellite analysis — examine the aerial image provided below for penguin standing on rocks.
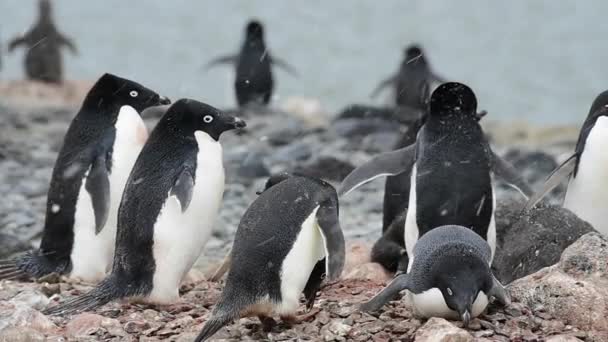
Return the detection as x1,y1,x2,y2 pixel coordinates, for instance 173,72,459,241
525,90,608,236
361,225,510,326
0,73,169,283
340,82,532,272
194,173,345,341
8,0,77,83
371,44,446,110
205,20,297,107
42,99,246,315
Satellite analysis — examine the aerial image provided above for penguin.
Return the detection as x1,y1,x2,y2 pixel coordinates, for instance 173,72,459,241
42,99,246,315
371,44,446,110
339,82,532,272
375,109,488,273
525,90,608,236
360,225,510,326
8,0,77,83
0,73,170,283
205,19,297,107
194,172,345,341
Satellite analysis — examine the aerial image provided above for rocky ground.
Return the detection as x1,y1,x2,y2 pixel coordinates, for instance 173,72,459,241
1,81,606,341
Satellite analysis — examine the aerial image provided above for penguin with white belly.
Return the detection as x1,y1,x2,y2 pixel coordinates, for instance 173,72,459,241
0,73,169,283
360,225,509,326
42,99,245,315
194,173,345,341
339,82,532,271
525,90,608,236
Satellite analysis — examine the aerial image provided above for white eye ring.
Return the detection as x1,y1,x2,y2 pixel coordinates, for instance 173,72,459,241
447,288,453,296
130,90,138,97
203,115,214,123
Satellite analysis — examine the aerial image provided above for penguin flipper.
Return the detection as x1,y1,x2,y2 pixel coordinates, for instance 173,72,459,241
489,274,511,306
58,33,78,55
359,273,411,312
370,74,398,99
8,35,26,52
170,169,194,213
203,55,238,70
523,154,577,211
85,152,111,234
271,56,298,77
338,145,415,197
316,199,345,281
303,259,326,311
491,151,534,199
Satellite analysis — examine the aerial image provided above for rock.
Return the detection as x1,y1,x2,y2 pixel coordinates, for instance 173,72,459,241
343,241,372,274
0,303,57,334
414,317,473,342
65,313,122,338
332,118,399,138
546,335,584,342
9,289,49,310
360,132,400,153
509,233,608,332
279,96,328,127
327,319,352,336
237,150,271,179
493,200,595,284
342,262,392,282
0,327,45,342
292,156,355,182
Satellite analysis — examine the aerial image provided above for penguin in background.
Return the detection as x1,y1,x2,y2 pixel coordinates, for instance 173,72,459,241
371,44,446,110
43,99,246,315
8,0,78,83
194,173,345,341
525,90,608,236
205,20,297,107
361,225,510,326
0,73,170,283
340,82,532,272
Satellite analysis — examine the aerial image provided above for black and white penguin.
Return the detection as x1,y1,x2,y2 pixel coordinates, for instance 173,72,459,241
8,0,77,83
41,99,245,314
0,73,169,283
42,99,245,315
360,225,509,326
371,44,445,110
525,90,608,236
340,82,532,272
205,19,297,107
194,173,345,341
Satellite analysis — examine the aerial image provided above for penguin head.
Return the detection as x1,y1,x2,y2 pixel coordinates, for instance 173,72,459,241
245,20,265,40
429,82,478,118
164,99,246,141
257,172,293,194
431,248,492,327
403,44,427,66
39,0,52,20
588,90,608,118
84,73,171,115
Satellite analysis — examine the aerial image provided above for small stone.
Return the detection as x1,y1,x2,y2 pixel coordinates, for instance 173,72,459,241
342,262,392,282
546,335,585,342
124,320,150,334
415,317,473,342
0,326,45,342
316,310,330,325
327,320,351,336
40,283,61,297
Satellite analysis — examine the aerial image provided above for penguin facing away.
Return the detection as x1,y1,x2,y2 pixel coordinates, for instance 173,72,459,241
340,82,532,271
0,73,170,283
525,90,608,236
42,99,246,315
360,225,510,326
194,173,345,341
8,0,78,83
205,19,297,107
371,44,446,110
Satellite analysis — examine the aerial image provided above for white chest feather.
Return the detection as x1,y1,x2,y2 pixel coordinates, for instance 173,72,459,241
148,130,225,304
405,165,419,271
276,207,326,315
70,105,147,283
564,116,608,236
409,289,489,319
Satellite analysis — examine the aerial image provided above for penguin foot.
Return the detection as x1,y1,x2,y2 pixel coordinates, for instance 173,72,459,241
281,308,321,325
258,315,277,332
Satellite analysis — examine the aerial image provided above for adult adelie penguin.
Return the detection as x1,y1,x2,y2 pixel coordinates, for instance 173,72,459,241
0,73,169,283
525,90,608,236
205,20,297,107
371,44,446,110
340,82,532,271
194,173,345,341
43,99,246,315
8,0,78,83
361,225,510,326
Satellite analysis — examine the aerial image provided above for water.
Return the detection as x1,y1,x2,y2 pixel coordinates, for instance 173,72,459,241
1,1,607,124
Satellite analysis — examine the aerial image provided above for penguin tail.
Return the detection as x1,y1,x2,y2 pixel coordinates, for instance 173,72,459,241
0,249,70,281
0,252,35,281
195,295,245,342
43,277,123,316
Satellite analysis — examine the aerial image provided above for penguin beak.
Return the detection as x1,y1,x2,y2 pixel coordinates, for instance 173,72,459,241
460,310,471,327
159,96,171,105
231,117,247,129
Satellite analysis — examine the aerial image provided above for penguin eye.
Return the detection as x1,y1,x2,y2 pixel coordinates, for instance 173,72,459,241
130,90,138,98
203,115,214,123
